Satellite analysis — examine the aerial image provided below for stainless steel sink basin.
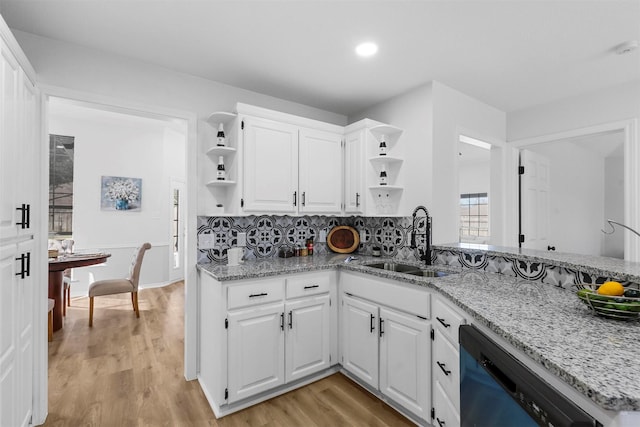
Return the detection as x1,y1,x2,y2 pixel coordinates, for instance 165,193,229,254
365,262,457,278
365,262,420,273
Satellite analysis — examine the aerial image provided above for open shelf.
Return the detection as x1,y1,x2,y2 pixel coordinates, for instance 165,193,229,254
206,146,237,157
369,156,403,167
206,180,236,187
206,112,237,125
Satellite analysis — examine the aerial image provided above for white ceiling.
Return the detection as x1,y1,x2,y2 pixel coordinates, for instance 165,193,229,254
1,0,639,116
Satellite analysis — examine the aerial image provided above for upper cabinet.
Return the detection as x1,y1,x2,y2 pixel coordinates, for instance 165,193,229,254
199,103,404,216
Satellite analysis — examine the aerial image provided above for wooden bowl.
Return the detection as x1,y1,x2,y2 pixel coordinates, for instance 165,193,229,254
327,226,359,253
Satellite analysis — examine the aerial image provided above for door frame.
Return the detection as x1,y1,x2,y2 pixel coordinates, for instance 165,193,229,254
508,119,639,262
37,84,198,423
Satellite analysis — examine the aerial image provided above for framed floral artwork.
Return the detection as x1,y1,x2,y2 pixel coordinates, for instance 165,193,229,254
100,175,142,211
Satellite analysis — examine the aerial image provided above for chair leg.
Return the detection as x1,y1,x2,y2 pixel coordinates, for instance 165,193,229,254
133,292,140,318
89,296,94,327
67,285,71,306
48,311,53,342
63,285,67,317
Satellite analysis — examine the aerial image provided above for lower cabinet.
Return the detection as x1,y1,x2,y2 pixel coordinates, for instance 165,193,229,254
199,270,336,412
341,272,431,423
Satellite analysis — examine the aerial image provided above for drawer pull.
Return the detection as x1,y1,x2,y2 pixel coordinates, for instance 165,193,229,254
288,311,293,329
249,292,268,298
436,417,446,427
437,361,451,376
370,314,375,333
379,318,384,337
303,284,319,290
280,312,284,331
436,317,451,328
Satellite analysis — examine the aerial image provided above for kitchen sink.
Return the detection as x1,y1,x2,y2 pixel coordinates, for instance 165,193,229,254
365,262,420,273
365,262,457,277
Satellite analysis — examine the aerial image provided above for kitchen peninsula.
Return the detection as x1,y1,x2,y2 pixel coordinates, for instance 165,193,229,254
197,244,640,427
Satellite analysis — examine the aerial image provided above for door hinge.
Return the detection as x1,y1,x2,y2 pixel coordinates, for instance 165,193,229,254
240,198,244,208
430,328,435,341
519,234,525,243
224,388,228,400
431,408,435,419
241,120,244,130
329,298,332,307
225,318,228,329
518,165,525,175
329,354,332,363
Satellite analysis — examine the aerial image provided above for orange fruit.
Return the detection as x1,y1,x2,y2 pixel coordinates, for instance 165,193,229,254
597,281,624,296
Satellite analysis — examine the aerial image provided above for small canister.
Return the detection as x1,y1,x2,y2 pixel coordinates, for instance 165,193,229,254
372,246,381,257
300,247,308,257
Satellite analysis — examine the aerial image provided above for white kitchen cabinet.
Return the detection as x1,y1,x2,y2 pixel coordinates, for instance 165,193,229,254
341,294,379,389
242,116,299,213
340,271,431,424
343,129,364,214
285,294,331,382
0,31,39,427
227,302,285,403
431,297,467,427
298,128,342,214
198,270,337,416
379,307,430,420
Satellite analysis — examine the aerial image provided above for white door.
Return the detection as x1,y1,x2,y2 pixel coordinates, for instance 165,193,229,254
242,117,298,213
16,239,34,427
169,180,185,283
344,130,364,214
520,149,551,250
379,307,430,420
227,303,285,403
285,294,331,382
341,295,378,389
298,129,343,214
0,40,20,240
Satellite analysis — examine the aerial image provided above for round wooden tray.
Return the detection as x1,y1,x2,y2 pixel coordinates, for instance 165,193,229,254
327,226,359,253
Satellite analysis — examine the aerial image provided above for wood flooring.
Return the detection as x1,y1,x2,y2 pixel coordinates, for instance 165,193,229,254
45,282,414,427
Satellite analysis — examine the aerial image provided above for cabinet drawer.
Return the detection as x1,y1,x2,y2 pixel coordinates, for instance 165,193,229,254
433,297,466,344
433,380,461,427
286,273,331,299
227,278,284,310
433,328,460,411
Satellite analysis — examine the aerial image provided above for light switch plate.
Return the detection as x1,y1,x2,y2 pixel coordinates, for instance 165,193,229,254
318,228,328,243
237,232,247,247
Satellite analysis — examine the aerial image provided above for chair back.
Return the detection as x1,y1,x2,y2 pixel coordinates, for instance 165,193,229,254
128,243,151,290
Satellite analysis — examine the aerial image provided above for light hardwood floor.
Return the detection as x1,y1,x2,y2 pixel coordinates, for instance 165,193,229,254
45,281,414,426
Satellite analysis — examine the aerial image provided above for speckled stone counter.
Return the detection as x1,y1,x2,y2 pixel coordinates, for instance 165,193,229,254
197,248,640,413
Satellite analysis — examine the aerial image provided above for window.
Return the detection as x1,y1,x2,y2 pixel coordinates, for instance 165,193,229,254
49,134,74,237
460,192,489,241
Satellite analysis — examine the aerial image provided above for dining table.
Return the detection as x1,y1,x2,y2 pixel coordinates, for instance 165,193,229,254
48,252,111,331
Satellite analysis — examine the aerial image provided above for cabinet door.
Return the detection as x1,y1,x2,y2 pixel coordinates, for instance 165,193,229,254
298,129,342,214
433,328,460,412
433,380,461,427
242,117,298,213
341,294,378,389
15,239,33,427
343,130,364,214
0,41,20,240
0,243,18,427
227,303,285,403
285,294,331,382
379,307,430,421
17,72,38,239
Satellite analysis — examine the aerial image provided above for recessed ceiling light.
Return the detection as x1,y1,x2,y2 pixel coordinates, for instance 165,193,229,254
615,40,638,55
355,42,378,57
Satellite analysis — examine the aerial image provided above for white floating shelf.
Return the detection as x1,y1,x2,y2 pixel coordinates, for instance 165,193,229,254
206,180,236,187
369,124,403,139
368,185,404,191
206,146,237,157
206,112,237,125
369,156,403,166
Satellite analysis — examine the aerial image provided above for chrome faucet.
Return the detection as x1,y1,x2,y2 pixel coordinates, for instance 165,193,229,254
410,205,432,266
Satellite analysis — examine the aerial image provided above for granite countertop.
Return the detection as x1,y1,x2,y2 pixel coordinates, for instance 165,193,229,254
197,252,640,413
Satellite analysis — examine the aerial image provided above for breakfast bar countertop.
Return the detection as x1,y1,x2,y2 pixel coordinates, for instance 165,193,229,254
197,250,640,415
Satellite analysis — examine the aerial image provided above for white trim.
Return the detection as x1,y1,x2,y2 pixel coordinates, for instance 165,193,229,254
0,14,36,83
39,85,200,387
507,119,639,262
235,103,344,134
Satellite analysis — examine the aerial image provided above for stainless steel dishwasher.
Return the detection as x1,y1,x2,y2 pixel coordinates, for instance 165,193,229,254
459,325,601,427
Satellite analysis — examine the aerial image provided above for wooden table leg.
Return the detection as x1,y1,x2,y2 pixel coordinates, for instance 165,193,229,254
48,270,64,331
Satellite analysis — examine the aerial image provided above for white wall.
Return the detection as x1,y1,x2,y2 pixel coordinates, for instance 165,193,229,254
459,161,490,195
526,141,604,256
49,104,185,295
349,83,434,217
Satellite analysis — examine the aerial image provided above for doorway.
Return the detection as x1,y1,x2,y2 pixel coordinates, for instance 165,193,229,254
169,179,185,283
458,135,491,244
511,119,638,262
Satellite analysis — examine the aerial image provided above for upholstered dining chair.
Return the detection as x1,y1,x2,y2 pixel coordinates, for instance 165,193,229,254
88,243,151,327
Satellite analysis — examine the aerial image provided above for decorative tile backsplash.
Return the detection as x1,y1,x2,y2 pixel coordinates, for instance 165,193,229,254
197,215,630,290
197,215,429,264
